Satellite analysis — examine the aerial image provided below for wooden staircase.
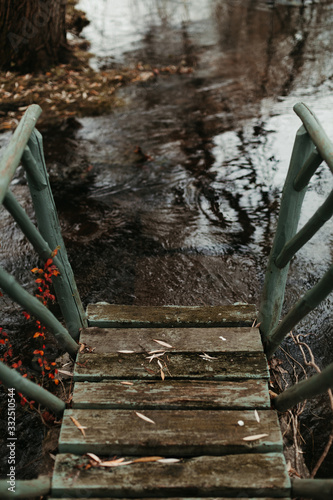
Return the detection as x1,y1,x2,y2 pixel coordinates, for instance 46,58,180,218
50,304,291,499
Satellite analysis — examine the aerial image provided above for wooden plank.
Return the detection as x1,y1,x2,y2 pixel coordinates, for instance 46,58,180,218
87,304,257,328
52,453,290,497
74,351,269,382
49,498,290,499
72,379,270,410
79,326,263,354
59,409,282,456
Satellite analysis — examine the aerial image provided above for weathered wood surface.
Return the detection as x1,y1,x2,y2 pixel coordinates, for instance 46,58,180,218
72,379,270,410
49,498,290,500
52,453,290,498
87,304,257,327
59,409,282,456
74,351,269,382
79,326,262,354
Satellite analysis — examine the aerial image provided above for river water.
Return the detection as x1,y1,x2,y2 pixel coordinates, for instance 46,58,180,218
0,0,332,479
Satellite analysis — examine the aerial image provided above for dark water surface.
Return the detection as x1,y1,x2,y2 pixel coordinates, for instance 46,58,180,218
1,0,332,479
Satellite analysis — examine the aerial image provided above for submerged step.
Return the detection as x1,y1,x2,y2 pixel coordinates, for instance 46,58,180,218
52,453,290,498
59,409,282,456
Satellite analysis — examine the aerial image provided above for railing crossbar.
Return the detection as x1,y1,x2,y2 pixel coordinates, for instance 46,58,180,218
275,189,333,268
0,267,78,358
21,145,47,190
0,361,65,416
266,264,333,358
293,148,322,191
291,478,333,500
273,358,333,412
4,189,54,262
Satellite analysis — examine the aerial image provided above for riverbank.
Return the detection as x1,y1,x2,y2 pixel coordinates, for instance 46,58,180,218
0,1,193,132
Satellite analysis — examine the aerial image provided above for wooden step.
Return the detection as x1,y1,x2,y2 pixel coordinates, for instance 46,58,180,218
52,453,290,498
49,498,290,500
59,409,283,456
74,351,269,382
86,304,257,328
72,379,270,410
78,326,262,354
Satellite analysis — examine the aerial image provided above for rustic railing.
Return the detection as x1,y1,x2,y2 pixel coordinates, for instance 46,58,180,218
259,102,333,409
257,102,333,498
0,105,86,415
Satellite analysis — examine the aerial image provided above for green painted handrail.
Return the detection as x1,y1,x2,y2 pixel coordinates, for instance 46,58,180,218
273,357,333,412
0,105,85,413
0,476,51,499
294,102,333,175
0,105,42,205
259,103,333,358
258,125,313,339
0,362,65,415
292,478,333,499
265,264,333,359
275,189,333,268
24,130,87,338
0,267,78,358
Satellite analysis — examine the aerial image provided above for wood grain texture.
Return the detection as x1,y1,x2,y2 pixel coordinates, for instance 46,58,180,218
59,409,282,456
72,379,270,410
52,453,290,497
79,326,263,354
87,304,257,328
74,351,269,382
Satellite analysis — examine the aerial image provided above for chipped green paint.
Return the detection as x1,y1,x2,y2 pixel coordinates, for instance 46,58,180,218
0,476,51,499
87,304,257,328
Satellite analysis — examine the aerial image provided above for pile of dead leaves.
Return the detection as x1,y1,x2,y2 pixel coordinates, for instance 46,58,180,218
0,62,193,132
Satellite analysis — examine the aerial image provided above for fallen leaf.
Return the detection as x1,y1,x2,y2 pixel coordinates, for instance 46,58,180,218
70,416,87,437
86,452,101,463
147,352,166,362
135,412,156,424
132,456,163,463
199,353,218,361
153,339,174,348
118,350,135,354
120,381,134,386
99,458,133,467
57,369,74,377
158,458,181,463
254,409,260,423
219,336,227,341
243,433,268,441
79,343,86,353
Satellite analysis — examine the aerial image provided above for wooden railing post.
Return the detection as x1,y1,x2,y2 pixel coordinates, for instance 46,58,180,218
23,130,87,339
258,125,314,344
